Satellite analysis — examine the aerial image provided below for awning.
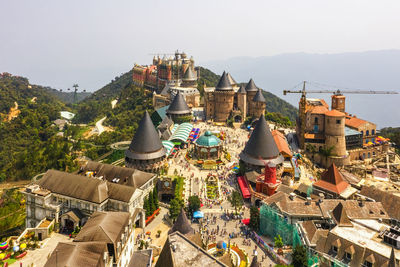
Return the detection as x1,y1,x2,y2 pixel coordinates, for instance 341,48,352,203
162,140,175,156
169,123,193,143
193,211,204,218
237,176,251,199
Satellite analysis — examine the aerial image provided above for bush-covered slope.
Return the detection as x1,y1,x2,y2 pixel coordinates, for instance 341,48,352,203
0,74,76,181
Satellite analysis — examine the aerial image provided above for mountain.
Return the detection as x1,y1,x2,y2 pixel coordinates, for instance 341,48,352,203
73,70,134,124
44,88,92,104
0,73,76,181
202,50,400,128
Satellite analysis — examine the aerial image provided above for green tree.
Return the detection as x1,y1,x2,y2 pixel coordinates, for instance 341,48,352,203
274,234,284,248
143,196,150,217
188,195,201,217
169,198,183,222
148,191,155,214
153,186,159,210
291,245,308,267
249,205,260,232
318,145,335,165
228,191,243,214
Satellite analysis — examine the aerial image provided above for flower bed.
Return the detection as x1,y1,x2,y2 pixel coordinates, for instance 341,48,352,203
145,208,161,226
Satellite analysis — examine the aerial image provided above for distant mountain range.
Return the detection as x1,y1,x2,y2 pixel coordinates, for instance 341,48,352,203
202,50,400,128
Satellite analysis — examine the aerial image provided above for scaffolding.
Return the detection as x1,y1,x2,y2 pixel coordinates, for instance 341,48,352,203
259,204,301,246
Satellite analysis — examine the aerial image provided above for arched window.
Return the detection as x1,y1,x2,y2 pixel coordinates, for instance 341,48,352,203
366,130,370,136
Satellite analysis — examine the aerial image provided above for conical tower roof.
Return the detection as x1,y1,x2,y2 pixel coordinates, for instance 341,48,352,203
240,115,283,166
226,72,237,86
237,85,246,94
166,92,191,115
389,247,396,267
125,111,166,160
169,207,194,235
245,78,258,92
253,89,266,102
183,67,197,81
215,71,233,91
250,256,260,267
332,202,352,227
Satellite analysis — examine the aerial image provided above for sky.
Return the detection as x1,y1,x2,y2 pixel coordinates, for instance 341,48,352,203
1,0,400,92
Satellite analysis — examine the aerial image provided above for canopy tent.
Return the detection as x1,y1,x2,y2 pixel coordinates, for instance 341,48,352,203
237,176,251,199
242,218,250,225
169,123,193,143
193,211,204,218
162,140,175,156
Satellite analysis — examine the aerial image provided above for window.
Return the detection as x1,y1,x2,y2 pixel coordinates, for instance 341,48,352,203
368,152,371,158
361,131,363,136
332,246,338,254
345,252,352,261
366,130,370,136
366,139,369,144
336,119,341,124
314,117,318,124
372,129,375,135
363,261,373,267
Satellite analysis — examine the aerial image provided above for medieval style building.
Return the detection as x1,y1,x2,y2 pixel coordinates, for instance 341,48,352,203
204,72,266,123
125,111,167,172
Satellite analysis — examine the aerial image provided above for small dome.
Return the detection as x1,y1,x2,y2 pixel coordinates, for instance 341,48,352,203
195,131,221,147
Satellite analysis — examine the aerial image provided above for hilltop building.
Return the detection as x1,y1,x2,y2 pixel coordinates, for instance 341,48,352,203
165,91,192,123
125,111,167,172
297,93,389,167
45,211,135,267
240,115,284,196
204,72,266,123
24,162,156,230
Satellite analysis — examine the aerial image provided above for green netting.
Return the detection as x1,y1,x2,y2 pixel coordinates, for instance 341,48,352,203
259,204,301,246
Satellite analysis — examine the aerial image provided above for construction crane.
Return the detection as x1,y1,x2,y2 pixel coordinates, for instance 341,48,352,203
283,81,398,96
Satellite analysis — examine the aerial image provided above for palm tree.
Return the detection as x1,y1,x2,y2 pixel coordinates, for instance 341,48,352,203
318,145,335,166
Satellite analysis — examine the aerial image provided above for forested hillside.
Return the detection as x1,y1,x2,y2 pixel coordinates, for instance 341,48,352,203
45,87,92,104
0,74,76,181
73,70,133,123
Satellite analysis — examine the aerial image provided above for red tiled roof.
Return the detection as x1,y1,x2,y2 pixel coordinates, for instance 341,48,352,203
313,163,349,194
310,105,329,114
345,115,368,128
325,110,345,117
272,130,292,157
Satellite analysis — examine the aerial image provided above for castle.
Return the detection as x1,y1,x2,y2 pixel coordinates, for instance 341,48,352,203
204,71,266,123
297,92,389,167
132,51,201,109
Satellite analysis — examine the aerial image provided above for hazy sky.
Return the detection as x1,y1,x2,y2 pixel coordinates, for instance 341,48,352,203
1,0,400,91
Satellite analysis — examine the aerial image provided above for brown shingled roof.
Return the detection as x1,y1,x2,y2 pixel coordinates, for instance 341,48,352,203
44,242,108,267
345,115,372,129
313,163,349,194
310,105,329,114
332,203,352,227
75,211,130,246
360,185,400,220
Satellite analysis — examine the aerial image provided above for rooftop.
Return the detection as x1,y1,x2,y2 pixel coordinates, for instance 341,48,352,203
195,131,221,147
126,111,166,160
215,71,233,91
313,163,350,195
325,109,345,117
245,78,258,92
166,92,191,115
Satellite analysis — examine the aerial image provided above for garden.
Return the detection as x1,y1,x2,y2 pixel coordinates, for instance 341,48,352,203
205,174,220,200
0,189,26,239
0,231,40,266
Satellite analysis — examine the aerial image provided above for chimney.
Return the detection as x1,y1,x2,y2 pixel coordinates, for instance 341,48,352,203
306,197,312,205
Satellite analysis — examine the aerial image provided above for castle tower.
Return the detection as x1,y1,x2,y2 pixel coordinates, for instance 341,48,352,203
166,92,192,123
298,90,307,149
181,67,197,88
245,78,259,117
214,71,235,122
237,85,247,119
324,110,349,167
331,94,346,113
125,111,166,172
239,114,284,168
252,89,266,118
